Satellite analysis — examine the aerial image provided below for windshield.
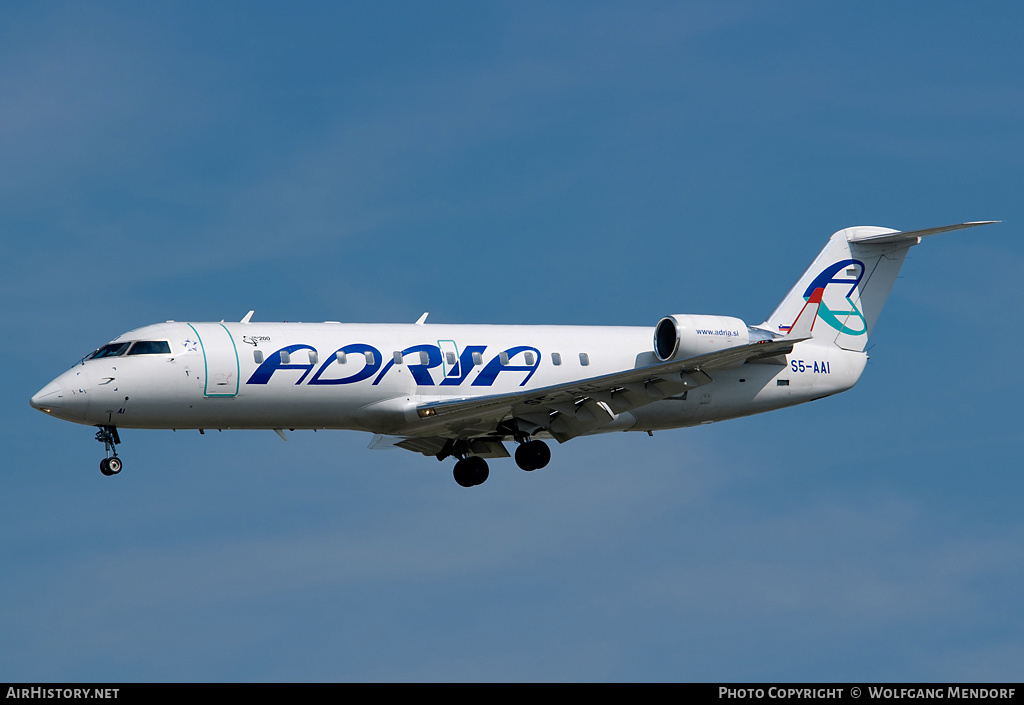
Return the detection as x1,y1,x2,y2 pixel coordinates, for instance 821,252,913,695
127,341,171,355
86,342,131,360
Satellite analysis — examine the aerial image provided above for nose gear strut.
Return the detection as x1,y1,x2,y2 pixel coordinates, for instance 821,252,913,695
95,425,123,476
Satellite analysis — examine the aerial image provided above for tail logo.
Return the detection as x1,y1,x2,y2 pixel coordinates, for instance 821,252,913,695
802,259,868,336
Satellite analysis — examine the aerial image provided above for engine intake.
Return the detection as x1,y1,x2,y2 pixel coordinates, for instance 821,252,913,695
653,314,750,362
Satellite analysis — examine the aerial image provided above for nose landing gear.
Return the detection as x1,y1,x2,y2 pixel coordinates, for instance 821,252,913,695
95,425,123,476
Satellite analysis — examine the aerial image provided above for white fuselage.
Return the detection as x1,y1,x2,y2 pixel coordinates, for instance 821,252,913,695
33,320,866,439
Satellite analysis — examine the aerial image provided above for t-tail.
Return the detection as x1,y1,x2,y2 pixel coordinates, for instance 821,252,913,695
763,221,997,352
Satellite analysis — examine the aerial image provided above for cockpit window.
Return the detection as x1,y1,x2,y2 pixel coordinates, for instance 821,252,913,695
127,340,172,355
87,343,131,359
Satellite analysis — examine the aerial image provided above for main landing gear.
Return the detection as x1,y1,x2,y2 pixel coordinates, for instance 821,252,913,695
437,440,489,488
453,456,489,488
95,425,123,476
440,436,552,487
514,439,551,472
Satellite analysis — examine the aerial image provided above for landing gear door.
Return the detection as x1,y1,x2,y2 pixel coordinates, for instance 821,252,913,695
437,340,462,381
188,323,240,397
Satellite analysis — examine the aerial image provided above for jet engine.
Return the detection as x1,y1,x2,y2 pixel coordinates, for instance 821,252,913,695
653,314,750,362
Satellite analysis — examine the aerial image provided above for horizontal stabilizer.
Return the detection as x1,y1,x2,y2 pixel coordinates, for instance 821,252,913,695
847,221,998,245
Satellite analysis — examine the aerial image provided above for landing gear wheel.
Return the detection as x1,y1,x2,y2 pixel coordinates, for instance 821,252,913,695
470,457,489,485
107,457,122,474
453,461,473,487
514,444,533,471
100,458,113,476
453,456,489,487
515,440,551,471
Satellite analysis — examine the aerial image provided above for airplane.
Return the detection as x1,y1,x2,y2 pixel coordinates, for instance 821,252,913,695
30,221,996,487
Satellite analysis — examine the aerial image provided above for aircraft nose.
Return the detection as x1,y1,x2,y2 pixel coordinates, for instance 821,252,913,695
31,379,64,412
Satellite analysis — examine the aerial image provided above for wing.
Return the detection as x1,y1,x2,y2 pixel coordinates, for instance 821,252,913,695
385,335,804,453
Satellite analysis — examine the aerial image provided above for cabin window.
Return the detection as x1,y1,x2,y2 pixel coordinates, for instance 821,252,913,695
393,351,404,364
472,352,483,366
88,343,131,359
445,352,456,365
579,353,590,366
127,340,172,355
419,351,430,365
253,350,264,364
280,351,291,364
499,352,510,365
551,352,562,366
365,351,375,365
777,379,790,386
308,350,318,365
524,351,535,366
336,351,347,364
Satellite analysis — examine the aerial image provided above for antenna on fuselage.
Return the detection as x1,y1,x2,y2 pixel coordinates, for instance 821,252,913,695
241,310,254,324
415,312,429,325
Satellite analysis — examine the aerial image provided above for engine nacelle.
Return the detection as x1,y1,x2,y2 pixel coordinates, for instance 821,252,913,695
653,314,749,362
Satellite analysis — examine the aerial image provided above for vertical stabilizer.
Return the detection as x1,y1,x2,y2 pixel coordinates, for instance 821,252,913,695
762,222,995,352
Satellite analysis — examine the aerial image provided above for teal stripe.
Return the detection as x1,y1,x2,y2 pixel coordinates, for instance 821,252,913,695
187,323,240,398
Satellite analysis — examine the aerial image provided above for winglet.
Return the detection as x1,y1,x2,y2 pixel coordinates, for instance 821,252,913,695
415,312,429,325
785,287,823,339
241,310,255,324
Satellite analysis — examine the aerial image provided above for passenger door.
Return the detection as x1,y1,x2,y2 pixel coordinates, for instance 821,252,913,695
187,323,240,397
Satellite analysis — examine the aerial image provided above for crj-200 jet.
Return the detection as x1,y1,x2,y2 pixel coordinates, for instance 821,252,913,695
31,222,995,487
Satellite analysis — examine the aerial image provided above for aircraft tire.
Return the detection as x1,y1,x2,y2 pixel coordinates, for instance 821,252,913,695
528,440,550,470
469,456,489,485
515,443,536,471
107,457,123,474
515,440,550,471
100,458,113,476
453,459,475,487
454,456,489,487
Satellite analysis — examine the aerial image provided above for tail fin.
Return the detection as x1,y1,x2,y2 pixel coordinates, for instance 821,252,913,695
762,222,997,352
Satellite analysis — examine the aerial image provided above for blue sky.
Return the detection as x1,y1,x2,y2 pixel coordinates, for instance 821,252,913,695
2,1,1022,682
